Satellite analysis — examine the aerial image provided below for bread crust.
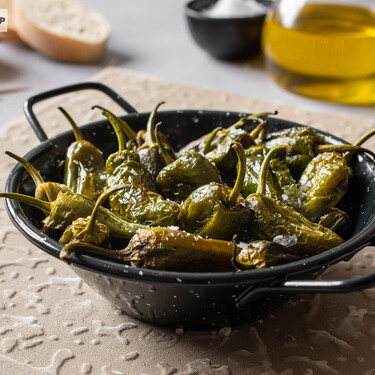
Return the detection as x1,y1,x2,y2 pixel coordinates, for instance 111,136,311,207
14,0,109,63
0,28,23,43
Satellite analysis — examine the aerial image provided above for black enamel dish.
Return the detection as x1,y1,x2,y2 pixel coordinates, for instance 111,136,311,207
185,0,271,60
4,82,375,328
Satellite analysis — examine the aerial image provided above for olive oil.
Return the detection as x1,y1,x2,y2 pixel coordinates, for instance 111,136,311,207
262,3,375,104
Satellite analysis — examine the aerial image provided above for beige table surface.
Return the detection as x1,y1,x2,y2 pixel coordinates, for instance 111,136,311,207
0,67,374,375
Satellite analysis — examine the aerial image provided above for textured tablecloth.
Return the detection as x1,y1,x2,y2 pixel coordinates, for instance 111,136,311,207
0,67,374,375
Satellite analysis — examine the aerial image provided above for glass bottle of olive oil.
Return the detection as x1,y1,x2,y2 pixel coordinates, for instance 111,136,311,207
262,0,375,104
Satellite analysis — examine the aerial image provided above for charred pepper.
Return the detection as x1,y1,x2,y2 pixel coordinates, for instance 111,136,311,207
60,227,304,272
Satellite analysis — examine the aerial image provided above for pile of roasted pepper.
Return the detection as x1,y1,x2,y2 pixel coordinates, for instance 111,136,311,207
2,103,375,272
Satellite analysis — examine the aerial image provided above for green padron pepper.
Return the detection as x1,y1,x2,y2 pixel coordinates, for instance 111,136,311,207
181,142,250,241
59,227,234,271
269,158,300,209
318,207,352,238
93,104,174,154
299,151,351,222
297,144,375,222
178,111,276,156
92,105,139,150
59,227,304,272
137,101,176,178
156,146,222,202
59,107,106,201
0,191,149,239
101,108,181,227
202,115,265,179
5,151,71,204
246,146,344,256
59,185,127,248
233,240,303,270
265,126,324,142
241,146,300,210
265,127,325,179
240,144,267,198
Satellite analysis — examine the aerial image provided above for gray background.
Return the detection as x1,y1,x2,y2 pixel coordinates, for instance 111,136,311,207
0,0,374,125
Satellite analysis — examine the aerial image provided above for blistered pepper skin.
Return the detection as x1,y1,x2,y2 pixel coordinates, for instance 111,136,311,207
265,127,325,179
246,194,343,256
101,105,181,227
181,182,250,241
59,217,111,247
156,150,222,202
241,152,300,210
235,240,303,269
205,130,254,180
43,191,149,239
299,152,351,222
64,140,106,201
107,159,181,227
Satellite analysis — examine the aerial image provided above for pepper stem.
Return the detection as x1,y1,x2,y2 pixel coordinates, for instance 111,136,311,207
0,192,51,213
343,129,375,161
354,128,375,147
256,145,288,195
58,107,83,141
155,123,174,165
85,185,129,234
202,127,222,154
140,101,165,149
95,106,127,152
60,241,130,263
230,110,278,130
315,144,375,159
5,151,45,187
92,105,137,140
228,142,246,206
249,118,265,141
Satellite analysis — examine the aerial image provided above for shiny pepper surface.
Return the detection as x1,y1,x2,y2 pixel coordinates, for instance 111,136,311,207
60,107,106,201
181,142,250,241
182,182,250,240
64,140,106,200
156,150,222,202
299,151,351,222
246,146,343,256
107,159,181,227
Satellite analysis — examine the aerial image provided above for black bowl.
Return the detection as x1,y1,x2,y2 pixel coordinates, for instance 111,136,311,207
4,83,375,329
185,0,271,60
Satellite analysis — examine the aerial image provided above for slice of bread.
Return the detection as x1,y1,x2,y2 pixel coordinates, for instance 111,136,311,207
0,0,23,43
14,0,110,63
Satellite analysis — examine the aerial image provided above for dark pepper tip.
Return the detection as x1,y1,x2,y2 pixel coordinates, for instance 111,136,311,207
91,105,104,111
